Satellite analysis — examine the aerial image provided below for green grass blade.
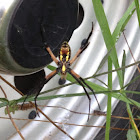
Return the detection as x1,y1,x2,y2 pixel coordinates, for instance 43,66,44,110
123,73,140,89
105,57,112,140
47,65,56,71
134,0,140,27
1,89,140,109
2,87,140,109
0,98,9,103
122,50,126,86
93,61,140,80
92,0,123,88
112,1,135,41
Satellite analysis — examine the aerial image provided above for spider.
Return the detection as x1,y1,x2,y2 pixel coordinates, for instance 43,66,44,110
22,23,100,119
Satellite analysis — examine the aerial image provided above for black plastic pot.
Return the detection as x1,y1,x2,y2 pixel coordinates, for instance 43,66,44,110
0,0,78,74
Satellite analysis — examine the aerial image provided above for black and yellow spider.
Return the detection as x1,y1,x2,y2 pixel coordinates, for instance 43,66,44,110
23,23,100,118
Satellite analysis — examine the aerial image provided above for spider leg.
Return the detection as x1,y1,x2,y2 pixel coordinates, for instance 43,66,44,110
82,22,94,46
34,69,58,112
21,77,47,116
40,24,59,65
70,22,94,65
68,69,91,121
21,95,28,109
46,47,59,65
79,77,101,110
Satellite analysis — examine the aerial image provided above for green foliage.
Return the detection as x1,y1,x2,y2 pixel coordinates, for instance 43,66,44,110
127,129,137,140
5,105,18,114
92,0,137,139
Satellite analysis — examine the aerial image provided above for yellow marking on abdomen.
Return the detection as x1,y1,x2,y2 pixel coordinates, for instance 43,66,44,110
60,54,63,61
66,55,69,62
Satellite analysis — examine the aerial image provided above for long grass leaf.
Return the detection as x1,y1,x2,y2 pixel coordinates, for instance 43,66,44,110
122,50,126,86
105,57,112,139
112,1,135,41
2,89,140,109
92,0,123,88
134,0,140,27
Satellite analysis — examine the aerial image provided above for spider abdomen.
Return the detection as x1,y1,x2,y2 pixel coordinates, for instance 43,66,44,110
59,41,71,62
